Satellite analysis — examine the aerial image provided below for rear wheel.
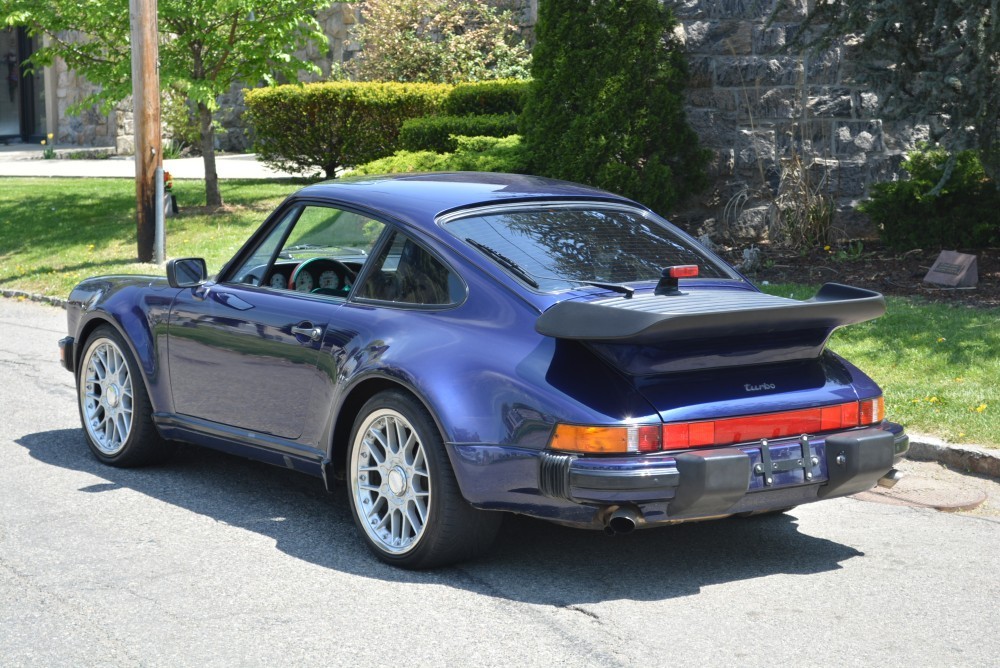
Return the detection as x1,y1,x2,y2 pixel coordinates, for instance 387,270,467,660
77,325,173,467
347,390,500,569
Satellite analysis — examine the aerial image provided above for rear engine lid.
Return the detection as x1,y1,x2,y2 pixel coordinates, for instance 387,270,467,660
536,283,884,374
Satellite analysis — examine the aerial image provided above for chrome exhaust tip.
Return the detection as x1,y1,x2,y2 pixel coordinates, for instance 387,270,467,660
604,506,640,535
878,468,905,488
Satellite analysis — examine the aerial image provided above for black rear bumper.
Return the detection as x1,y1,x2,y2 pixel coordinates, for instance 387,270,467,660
539,427,908,521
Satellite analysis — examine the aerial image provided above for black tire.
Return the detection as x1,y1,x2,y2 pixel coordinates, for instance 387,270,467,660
76,324,174,467
346,390,501,569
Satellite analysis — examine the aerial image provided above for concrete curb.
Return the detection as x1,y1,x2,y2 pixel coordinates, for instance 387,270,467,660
1,293,997,480
1,289,67,308
907,434,1000,479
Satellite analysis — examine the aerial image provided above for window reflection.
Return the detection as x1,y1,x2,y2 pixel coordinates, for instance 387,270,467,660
446,206,731,291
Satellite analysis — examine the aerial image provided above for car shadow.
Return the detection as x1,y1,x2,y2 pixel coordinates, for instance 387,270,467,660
17,428,863,605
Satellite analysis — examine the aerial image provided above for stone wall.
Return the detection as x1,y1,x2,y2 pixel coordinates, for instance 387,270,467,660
50,51,118,148
672,0,921,240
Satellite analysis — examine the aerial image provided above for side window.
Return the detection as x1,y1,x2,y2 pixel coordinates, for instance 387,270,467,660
228,205,299,285
357,231,463,306
228,204,386,297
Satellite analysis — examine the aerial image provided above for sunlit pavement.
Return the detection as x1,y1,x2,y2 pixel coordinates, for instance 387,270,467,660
0,143,301,180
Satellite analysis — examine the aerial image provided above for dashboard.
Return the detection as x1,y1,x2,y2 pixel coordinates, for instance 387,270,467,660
243,258,364,297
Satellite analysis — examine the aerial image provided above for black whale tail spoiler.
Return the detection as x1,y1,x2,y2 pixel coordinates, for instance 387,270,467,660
535,283,885,373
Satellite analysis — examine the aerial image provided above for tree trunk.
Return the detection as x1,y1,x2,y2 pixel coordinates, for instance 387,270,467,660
199,103,223,207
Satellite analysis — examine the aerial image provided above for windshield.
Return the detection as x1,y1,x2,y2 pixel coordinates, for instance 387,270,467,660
443,204,736,292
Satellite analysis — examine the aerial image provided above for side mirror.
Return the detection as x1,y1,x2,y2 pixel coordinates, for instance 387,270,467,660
167,258,208,288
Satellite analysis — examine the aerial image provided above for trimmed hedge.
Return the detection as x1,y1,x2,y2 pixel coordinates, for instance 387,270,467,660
352,135,528,175
399,113,519,153
442,79,529,115
244,81,451,178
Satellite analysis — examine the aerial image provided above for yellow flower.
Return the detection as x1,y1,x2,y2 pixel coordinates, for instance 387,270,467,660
40,139,46,146
823,245,831,252
958,432,966,438
954,377,964,383
936,337,946,343
47,133,54,140
974,403,987,413
928,396,939,403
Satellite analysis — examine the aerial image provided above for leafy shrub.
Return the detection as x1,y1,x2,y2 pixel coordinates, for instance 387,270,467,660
399,114,519,153
520,0,708,213
347,0,530,84
352,135,528,175
442,79,529,116
861,147,1000,249
244,81,451,178
162,88,201,155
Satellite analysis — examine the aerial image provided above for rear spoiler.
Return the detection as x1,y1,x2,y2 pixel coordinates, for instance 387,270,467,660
535,283,885,345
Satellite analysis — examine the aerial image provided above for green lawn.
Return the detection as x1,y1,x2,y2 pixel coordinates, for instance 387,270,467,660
0,177,303,296
761,284,998,447
1,177,996,446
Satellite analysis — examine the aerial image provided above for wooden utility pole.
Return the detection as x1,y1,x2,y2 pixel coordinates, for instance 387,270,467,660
129,0,161,263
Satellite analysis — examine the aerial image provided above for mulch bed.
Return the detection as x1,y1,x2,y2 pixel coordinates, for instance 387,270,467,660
717,244,1000,309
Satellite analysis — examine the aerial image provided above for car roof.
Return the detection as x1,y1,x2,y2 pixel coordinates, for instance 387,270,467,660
292,172,637,228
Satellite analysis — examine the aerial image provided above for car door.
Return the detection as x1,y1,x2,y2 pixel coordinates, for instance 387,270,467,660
167,285,334,442
167,201,387,446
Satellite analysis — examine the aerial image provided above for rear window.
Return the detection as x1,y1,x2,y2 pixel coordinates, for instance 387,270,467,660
443,204,735,292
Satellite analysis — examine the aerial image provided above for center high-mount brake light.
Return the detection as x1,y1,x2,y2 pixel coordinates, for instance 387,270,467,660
655,265,699,296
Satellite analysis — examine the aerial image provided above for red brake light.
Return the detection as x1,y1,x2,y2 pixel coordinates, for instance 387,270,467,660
662,397,884,450
668,265,699,278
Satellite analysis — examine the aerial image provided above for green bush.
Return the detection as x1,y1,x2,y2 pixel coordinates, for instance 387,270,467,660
399,113,519,153
442,79,529,115
244,81,451,178
861,147,1000,249
520,0,707,213
352,135,528,175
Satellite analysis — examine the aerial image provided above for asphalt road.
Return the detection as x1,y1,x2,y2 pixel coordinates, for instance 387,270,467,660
2,297,998,667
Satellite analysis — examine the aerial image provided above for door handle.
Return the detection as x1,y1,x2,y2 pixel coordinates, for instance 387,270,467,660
291,324,323,342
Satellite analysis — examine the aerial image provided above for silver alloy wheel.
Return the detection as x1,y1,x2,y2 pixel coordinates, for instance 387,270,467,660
350,408,432,555
80,338,134,456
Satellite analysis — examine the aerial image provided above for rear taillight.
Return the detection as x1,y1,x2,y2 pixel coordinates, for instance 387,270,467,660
550,424,660,454
548,397,884,454
859,395,885,425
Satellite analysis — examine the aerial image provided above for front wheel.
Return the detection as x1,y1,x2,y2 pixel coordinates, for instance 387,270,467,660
77,325,173,467
347,391,500,569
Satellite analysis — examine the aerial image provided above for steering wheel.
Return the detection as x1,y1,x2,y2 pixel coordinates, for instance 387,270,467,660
288,258,357,296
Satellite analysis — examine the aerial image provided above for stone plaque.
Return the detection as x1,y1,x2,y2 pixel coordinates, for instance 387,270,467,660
923,251,978,287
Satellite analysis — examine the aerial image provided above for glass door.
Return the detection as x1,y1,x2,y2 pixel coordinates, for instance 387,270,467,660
0,27,45,142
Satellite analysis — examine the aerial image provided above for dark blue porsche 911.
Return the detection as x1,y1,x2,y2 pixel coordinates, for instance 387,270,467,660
59,172,908,568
